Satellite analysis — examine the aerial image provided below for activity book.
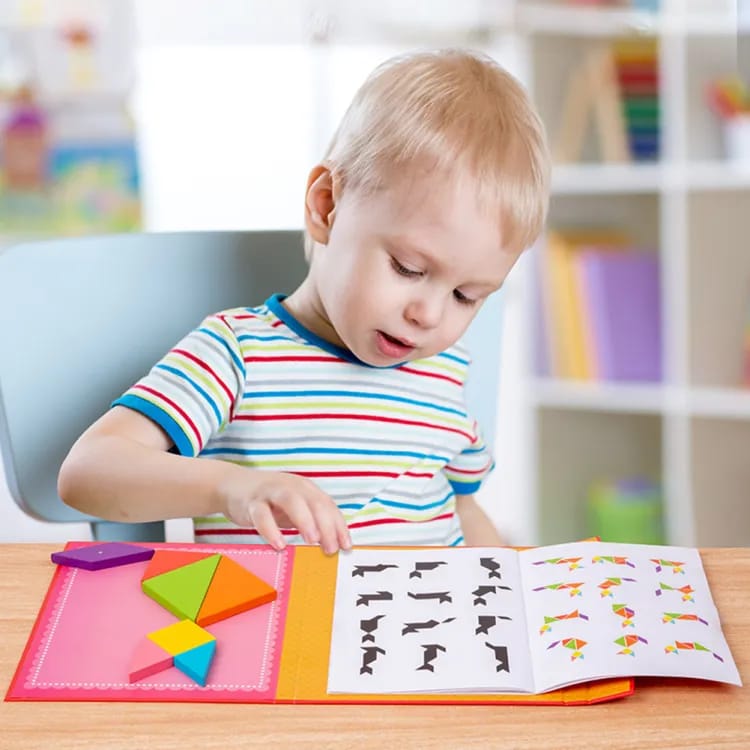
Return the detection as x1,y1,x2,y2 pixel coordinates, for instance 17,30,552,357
6,540,741,706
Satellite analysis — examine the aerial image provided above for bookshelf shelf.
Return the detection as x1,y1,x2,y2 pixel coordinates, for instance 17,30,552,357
688,387,750,420
531,379,671,415
551,163,665,194
516,4,659,37
684,161,750,191
491,0,750,550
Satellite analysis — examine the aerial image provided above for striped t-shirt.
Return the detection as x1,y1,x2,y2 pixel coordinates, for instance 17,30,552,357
114,294,493,546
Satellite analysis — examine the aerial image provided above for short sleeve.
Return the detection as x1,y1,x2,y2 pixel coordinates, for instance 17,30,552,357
112,314,246,457
443,418,495,495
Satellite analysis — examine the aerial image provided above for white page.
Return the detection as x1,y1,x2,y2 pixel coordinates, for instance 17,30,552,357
327,547,533,694
519,541,742,693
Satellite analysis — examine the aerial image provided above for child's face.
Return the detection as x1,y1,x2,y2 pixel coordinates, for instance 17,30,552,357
309,171,521,367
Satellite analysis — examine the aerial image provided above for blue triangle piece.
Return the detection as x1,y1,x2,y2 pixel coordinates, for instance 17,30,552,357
174,640,216,687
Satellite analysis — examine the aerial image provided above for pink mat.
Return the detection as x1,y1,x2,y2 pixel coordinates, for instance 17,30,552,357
7,542,294,702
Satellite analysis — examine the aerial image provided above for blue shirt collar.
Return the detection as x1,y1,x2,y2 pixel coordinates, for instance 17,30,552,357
265,293,401,369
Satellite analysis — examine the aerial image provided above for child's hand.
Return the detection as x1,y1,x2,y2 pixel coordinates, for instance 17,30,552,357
218,468,352,555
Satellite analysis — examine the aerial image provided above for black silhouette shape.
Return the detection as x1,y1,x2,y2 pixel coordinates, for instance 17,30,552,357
475,614,512,634
352,564,399,577
485,642,510,673
472,584,511,606
480,557,501,579
409,561,448,579
360,614,386,642
356,591,394,607
417,644,446,672
360,645,386,675
407,591,452,603
401,617,456,635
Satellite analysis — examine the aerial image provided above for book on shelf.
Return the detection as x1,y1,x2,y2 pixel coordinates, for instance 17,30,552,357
576,246,662,382
554,37,659,164
536,229,662,383
328,541,740,695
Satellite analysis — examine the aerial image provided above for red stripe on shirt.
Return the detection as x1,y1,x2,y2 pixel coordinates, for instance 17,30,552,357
133,384,203,452
234,412,473,441
444,462,493,475
172,348,234,403
295,471,399,478
398,366,462,387
243,355,343,364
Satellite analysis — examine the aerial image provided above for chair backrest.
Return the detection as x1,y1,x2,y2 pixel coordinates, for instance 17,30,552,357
0,231,308,532
0,229,504,537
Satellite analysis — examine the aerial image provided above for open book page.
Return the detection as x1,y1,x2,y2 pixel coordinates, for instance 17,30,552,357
327,547,532,694
520,541,742,693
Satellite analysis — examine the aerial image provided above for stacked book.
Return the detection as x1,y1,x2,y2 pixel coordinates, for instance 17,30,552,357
613,38,660,161
554,37,661,164
535,229,662,382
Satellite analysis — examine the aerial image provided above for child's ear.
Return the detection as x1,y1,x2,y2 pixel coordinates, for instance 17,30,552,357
304,165,339,245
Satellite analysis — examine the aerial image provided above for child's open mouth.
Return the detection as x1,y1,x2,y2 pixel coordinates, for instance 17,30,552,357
376,331,415,358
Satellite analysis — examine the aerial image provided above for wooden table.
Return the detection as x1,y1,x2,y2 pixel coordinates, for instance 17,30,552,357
1,545,747,749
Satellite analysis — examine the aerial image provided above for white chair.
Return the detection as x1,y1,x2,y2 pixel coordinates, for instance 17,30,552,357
0,231,307,541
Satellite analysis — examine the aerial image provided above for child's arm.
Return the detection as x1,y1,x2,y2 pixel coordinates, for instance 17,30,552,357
455,494,505,546
58,406,351,554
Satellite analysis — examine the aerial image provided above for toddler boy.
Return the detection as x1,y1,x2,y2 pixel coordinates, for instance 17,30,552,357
58,49,550,553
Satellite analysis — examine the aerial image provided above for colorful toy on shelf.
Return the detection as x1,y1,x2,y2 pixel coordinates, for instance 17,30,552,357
588,477,664,545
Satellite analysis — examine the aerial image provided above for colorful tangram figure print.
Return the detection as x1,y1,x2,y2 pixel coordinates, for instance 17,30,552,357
539,609,589,635
662,611,708,626
656,582,695,602
532,581,584,597
131,550,277,686
598,577,637,598
532,557,583,571
612,602,636,628
615,634,648,656
651,558,685,574
665,640,724,662
547,637,587,661
592,555,636,569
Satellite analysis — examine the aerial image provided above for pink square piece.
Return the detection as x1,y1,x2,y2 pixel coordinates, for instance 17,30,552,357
50,542,155,570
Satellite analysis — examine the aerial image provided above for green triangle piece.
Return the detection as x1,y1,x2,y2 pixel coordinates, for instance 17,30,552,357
174,640,216,686
141,554,221,621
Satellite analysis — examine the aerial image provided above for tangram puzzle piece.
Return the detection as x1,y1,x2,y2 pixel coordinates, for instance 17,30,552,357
141,554,222,621
196,554,278,626
51,542,154,571
128,637,174,683
135,550,278,686
147,618,215,655
141,549,217,581
174,640,216,686
130,620,217,685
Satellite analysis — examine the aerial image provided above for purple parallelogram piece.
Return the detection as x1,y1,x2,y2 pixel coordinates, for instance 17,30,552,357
50,542,155,571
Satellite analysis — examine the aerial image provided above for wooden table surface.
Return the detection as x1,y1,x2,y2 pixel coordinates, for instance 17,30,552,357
1,544,747,749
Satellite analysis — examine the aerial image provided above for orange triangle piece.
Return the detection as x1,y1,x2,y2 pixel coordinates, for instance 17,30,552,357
141,549,217,582
196,555,277,626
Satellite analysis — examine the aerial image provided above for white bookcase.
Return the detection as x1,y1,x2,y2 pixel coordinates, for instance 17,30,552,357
483,0,750,547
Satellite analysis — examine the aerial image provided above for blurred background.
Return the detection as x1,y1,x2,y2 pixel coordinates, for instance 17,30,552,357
0,0,748,548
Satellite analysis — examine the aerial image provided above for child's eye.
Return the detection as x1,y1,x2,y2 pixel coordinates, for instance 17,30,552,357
453,289,477,306
390,257,423,278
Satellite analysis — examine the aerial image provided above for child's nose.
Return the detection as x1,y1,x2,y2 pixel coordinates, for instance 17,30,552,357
405,293,444,329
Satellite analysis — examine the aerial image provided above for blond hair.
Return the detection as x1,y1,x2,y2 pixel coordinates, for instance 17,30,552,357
305,48,549,258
